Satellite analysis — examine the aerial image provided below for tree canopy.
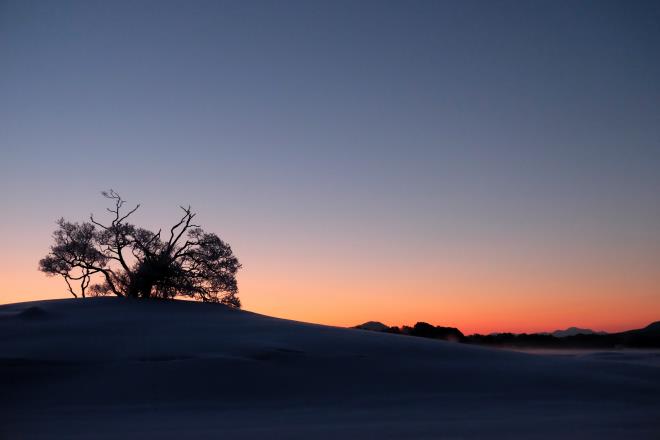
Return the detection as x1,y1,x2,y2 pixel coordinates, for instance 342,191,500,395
39,190,241,307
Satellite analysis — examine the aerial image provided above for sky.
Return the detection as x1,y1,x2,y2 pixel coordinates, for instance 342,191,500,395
1,0,659,334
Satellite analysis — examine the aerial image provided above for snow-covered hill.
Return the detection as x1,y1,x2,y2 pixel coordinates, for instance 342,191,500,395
1,298,659,439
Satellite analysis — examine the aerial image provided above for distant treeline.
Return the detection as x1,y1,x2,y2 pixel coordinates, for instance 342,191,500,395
354,321,660,349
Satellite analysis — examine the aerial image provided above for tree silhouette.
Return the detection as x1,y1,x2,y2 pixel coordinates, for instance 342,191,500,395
39,190,241,307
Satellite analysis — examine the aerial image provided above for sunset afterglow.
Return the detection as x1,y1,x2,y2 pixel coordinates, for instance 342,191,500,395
1,0,659,335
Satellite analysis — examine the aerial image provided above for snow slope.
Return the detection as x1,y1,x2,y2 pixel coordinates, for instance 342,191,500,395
1,298,659,439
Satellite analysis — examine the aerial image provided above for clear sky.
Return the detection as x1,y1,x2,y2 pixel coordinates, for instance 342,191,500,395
1,0,659,334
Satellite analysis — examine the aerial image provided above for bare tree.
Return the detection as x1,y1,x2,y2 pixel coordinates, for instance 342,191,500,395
39,190,242,307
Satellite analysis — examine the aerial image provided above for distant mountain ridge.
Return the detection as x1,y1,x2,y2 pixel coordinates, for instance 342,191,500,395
354,321,390,332
353,321,660,348
639,321,660,334
542,327,608,338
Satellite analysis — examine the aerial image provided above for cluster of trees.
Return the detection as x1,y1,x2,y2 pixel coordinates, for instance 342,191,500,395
39,190,241,307
406,322,466,342
355,321,465,342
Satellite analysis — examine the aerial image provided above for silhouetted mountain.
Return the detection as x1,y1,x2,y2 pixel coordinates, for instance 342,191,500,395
637,321,660,334
614,321,660,347
353,321,402,334
354,321,390,332
545,327,608,338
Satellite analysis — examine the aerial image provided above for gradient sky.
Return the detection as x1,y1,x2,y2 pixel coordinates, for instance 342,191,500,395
1,0,659,334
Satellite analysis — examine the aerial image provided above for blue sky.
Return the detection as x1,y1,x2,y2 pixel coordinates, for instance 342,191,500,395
1,0,659,332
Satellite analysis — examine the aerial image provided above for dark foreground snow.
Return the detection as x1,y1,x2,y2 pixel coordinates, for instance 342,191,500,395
1,298,659,439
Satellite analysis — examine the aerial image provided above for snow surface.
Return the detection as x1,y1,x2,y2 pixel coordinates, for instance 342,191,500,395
1,298,659,439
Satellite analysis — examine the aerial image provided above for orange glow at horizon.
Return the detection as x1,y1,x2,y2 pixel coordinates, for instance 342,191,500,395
3,246,657,336
239,264,659,335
